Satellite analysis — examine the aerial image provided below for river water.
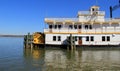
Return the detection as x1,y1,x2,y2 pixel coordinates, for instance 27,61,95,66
0,37,120,71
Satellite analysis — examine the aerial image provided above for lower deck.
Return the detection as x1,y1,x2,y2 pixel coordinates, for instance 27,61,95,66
45,34,120,46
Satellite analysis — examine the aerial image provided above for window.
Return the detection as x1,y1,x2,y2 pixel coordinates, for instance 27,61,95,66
54,25,57,29
67,36,70,40
75,36,77,41
78,25,81,29
91,36,94,41
107,36,110,41
53,36,56,41
89,25,92,29
102,36,105,41
74,25,77,29
79,37,82,40
86,36,89,41
49,25,52,29
92,8,95,11
58,36,61,41
85,25,88,29
69,25,73,29
58,25,62,29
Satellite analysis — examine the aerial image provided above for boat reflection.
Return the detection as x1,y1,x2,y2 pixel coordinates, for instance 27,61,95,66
24,48,120,71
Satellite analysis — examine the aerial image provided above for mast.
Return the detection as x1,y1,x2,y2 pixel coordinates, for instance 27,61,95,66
109,0,120,18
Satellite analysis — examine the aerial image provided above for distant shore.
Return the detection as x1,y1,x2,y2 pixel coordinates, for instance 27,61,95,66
0,35,24,37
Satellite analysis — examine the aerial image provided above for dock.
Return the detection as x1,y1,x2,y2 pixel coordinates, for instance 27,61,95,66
24,32,45,49
24,32,76,50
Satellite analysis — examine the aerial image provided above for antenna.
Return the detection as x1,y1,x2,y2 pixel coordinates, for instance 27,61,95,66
119,0,120,5
96,0,98,5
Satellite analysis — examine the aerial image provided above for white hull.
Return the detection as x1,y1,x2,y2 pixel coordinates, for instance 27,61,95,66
45,34,120,46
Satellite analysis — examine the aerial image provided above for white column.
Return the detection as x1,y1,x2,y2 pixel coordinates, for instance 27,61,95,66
91,22,93,33
81,22,84,33
63,22,65,29
72,22,75,33
62,22,65,33
119,23,120,33
100,23,103,33
53,21,56,33
109,22,111,27
53,21,56,29
109,22,112,33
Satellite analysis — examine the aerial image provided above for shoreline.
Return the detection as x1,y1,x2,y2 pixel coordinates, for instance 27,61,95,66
0,35,24,37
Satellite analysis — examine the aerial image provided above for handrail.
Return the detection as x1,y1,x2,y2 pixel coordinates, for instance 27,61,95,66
78,11,105,15
45,18,120,23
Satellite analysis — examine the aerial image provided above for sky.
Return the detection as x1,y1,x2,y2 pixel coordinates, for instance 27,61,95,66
0,0,120,35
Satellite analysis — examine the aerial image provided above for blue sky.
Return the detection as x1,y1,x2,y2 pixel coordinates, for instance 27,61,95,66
0,0,120,35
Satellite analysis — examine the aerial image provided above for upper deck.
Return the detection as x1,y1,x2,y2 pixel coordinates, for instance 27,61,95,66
44,6,120,34
45,18,120,24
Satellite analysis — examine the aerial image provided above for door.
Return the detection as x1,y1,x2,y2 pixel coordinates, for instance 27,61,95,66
78,37,82,45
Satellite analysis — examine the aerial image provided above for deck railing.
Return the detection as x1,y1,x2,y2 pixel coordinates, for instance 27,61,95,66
44,28,120,34
45,18,120,23
78,11,105,15
45,18,79,22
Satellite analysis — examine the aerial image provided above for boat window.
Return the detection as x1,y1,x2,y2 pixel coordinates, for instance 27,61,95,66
86,36,89,41
67,36,70,40
54,25,57,29
107,36,110,41
92,8,95,11
53,36,56,41
78,25,81,29
89,25,92,29
75,36,77,41
69,25,73,29
58,25,62,29
79,37,82,40
58,36,61,41
74,25,77,29
102,36,105,41
91,36,94,41
85,25,88,29
49,25,52,29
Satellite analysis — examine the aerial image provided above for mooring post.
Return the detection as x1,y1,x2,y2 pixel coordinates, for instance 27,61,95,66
30,35,33,50
26,35,28,48
70,34,74,50
70,34,76,50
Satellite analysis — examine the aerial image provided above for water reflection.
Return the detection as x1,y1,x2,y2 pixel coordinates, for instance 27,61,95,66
24,48,45,71
24,48,120,71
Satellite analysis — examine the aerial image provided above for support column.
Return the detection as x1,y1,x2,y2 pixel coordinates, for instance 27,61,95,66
100,23,103,33
53,21,56,33
62,22,67,33
109,22,112,33
81,23,84,34
72,22,74,28
91,22,93,33
72,22,75,33
119,23,120,33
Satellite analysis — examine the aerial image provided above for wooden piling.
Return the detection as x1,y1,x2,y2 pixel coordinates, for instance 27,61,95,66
66,34,76,50
24,33,33,49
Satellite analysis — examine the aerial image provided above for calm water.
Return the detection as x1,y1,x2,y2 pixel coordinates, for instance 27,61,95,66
0,37,120,71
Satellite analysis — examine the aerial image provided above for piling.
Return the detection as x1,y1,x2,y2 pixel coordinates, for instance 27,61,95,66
24,33,33,49
67,34,76,50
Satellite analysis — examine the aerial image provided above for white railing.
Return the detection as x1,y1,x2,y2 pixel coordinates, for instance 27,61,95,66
44,28,120,34
45,18,120,23
45,18,79,22
45,18,120,22
105,18,120,22
78,11,105,15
